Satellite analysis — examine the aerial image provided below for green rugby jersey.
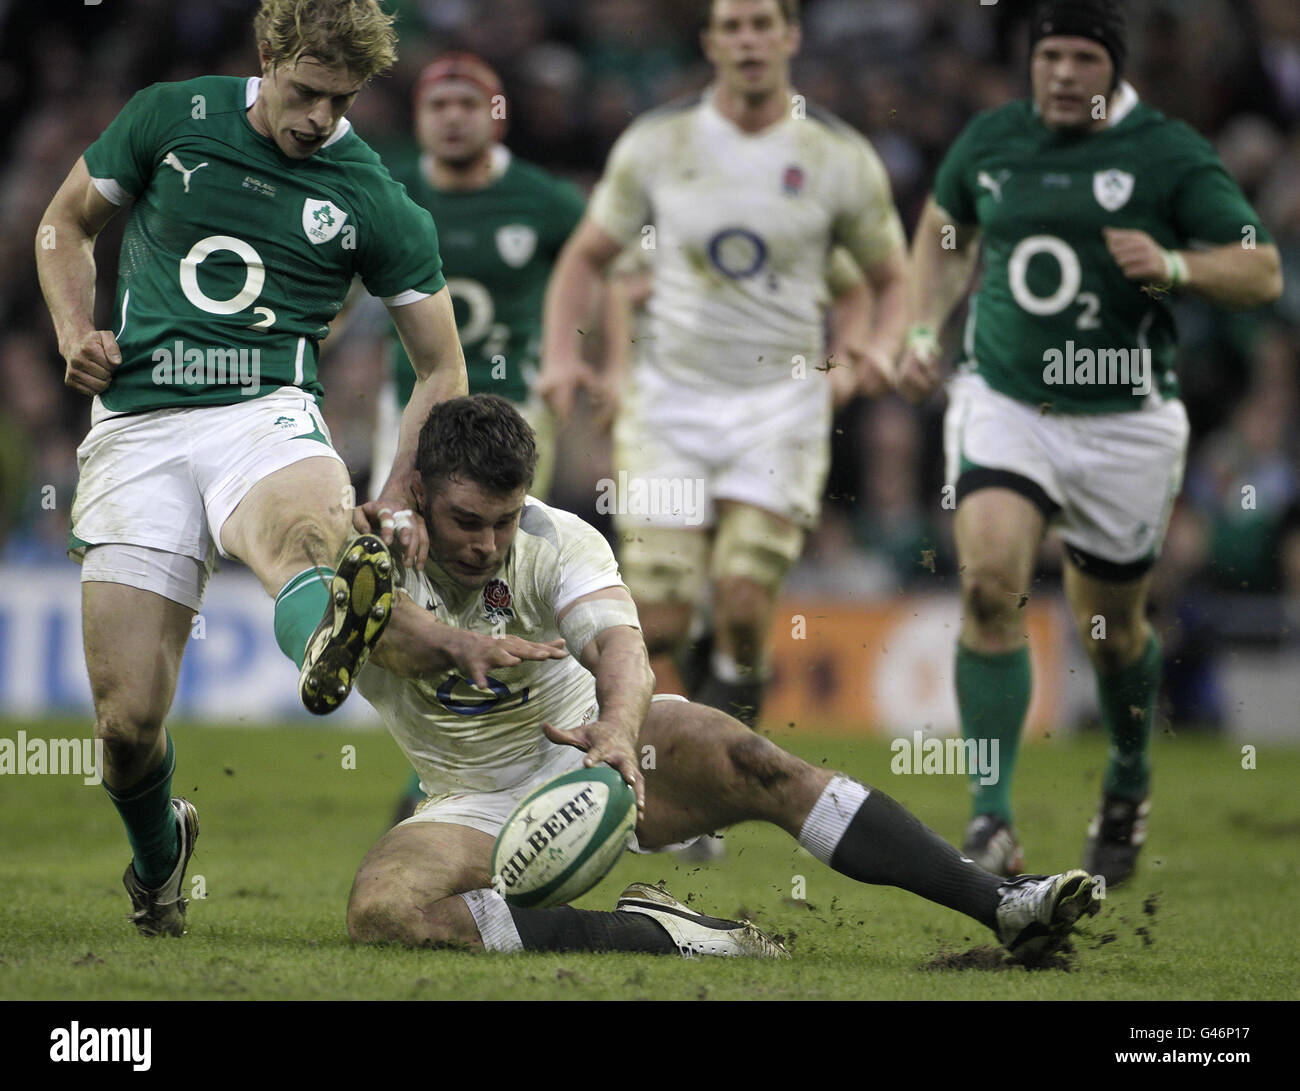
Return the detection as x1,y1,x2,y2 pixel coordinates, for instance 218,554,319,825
389,150,584,406
83,76,445,413
933,87,1270,413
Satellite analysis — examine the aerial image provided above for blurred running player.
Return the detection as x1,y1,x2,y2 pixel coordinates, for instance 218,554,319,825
36,0,562,938
541,0,907,729
370,53,586,502
896,0,1282,882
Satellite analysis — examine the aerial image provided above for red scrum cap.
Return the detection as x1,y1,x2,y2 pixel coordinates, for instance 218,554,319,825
413,52,507,136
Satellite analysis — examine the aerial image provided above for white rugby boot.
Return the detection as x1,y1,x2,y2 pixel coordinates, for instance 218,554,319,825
615,881,790,959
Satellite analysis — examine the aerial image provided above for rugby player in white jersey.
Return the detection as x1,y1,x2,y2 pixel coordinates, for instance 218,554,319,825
346,395,1099,963
539,0,907,729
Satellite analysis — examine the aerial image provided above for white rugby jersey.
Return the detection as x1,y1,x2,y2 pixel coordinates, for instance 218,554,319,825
588,87,904,391
355,498,632,796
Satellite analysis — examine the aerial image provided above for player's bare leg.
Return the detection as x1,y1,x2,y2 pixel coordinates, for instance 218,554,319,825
84,579,199,934
617,524,709,689
636,699,1097,964
222,456,391,713
347,816,776,955
220,455,354,595
698,500,802,728
638,601,694,660
952,485,1046,873
1063,559,1159,884
348,822,492,948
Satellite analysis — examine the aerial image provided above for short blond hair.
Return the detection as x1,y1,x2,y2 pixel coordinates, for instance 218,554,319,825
254,0,398,81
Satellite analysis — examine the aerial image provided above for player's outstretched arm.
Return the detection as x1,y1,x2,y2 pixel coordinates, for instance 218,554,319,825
544,588,653,813
1103,228,1283,309
367,591,567,686
36,157,125,396
896,197,981,405
370,286,469,567
538,217,623,422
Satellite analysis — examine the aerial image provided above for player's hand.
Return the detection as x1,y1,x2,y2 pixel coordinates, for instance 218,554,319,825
444,630,568,689
895,328,943,405
1104,227,1179,285
584,368,622,433
542,719,645,816
354,495,428,570
857,345,896,400
62,330,122,396
536,361,594,424
825,341,864,409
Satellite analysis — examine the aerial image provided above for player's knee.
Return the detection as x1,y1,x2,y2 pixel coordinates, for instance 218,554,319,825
1082,616,1147,672
276,514,346,572
348,877,474,949
961,565,1025,634
710,510,801,599
94,705,164,765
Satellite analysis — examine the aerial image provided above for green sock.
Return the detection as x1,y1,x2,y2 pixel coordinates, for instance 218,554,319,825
104,732,178,888
955,644,1031,823
274,567,333,669
1097,634,1160,800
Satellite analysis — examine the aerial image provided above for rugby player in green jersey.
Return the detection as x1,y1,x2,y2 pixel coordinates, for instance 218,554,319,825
371,54,586,505
35,0,563,938
896,0,1282,883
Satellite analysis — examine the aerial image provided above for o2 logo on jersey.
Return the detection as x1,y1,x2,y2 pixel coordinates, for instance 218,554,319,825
707,227,768,279
1007,234,1101,331
436,674,530,716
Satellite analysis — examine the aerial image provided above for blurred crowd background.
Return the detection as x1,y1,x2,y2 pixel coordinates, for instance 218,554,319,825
1,0,1298,728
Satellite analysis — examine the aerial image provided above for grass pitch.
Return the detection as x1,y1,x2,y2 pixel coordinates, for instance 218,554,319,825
0,719,1295,1001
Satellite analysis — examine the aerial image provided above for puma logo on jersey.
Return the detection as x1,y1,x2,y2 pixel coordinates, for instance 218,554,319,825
977,170,1011,202
163,152,209,193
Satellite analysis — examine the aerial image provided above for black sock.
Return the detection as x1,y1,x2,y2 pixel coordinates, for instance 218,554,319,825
507,906,679,953
801,775,1003,929
694,672,764,727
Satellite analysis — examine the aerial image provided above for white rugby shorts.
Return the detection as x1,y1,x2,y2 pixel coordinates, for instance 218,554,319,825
944,371,1190,571
70,388,345,605
613,364,831,531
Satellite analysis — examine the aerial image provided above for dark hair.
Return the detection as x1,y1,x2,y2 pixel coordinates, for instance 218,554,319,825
702,0,800,30
415,394,537,497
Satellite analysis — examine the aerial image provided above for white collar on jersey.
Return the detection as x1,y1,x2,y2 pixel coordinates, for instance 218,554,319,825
244,76,353,150
1105,81,1140,126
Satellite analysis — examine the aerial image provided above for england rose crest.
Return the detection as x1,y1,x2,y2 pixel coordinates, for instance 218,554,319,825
483,578,515,622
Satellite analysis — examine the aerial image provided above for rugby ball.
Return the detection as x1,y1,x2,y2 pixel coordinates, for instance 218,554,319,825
491,765,637,909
